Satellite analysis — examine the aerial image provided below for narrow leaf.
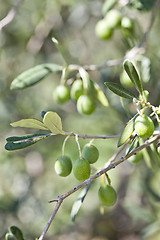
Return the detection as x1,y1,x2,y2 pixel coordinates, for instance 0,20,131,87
5,133,51,151
123,59,143,94
126,135,139,155
105,81,137,99
10,119,49,130
93,82,109,106
43,111,64,135
118,117,135,147
71,184,91,222
10,63,62,90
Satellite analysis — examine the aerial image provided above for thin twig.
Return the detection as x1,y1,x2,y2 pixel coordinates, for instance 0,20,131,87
38,199,63,240
0,0,23,31
39,134,160,240
63,132,120,139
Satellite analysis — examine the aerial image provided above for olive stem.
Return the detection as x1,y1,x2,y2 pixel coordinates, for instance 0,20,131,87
62,135,70,156
75,134,82,159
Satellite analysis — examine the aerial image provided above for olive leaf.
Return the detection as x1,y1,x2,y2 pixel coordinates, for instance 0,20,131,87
126,135,139,155
118,117,135,147
43,111,64,135
123,59,143,95
105,81,137,99
93,82,109,107
71,184,91,222
5,133,51,151
10,63,62,90
10,119,49,130
9,226,24,240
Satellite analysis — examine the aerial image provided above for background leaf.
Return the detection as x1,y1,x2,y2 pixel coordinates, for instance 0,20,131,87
10,63,62,90
71,184,91,222
10,119,49,130
43,111,63,135
118,117,135,147
105,81,137,99
5,133,51,151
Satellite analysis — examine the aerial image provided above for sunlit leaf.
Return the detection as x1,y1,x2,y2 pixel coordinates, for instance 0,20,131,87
10,119,49,130
43,111,64,135
10,63,62,90
93,82,109,106
71,184,91,222
118,117,135,147
5,133,51,151
105,81,137,99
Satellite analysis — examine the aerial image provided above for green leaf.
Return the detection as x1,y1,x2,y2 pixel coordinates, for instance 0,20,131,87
71,184,91,222
126,135,139,155
9,226,24,240
5,133,51,151
102,0,118,15
10,119,49,130
10,63,62,90
93,82,109,107
123,59,143,94
118,117,135,147
105,81,137,99
43,111,64,135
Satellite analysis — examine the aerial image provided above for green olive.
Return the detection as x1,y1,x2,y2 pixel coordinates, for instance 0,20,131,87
98,185,117,206
70,79,84,101
53,85,70,104
105,9,121,29
95,19,113,40
73,157,90,181
135,114,154,138
82,144,99,164
121,17,133,30
55,156,72,177
77,95,95,115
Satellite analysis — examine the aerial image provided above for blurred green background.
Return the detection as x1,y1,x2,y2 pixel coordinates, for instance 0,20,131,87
0,0,160,239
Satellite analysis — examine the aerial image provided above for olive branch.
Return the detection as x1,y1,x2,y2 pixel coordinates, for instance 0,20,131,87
38,133,160,240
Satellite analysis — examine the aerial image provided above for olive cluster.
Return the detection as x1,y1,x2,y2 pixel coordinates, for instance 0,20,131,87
55,143,117,207
95,9,133,40
54,143,99,181
53,79,96,115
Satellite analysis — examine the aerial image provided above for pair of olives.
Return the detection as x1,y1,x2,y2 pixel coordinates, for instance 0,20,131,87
95,9,133,40
53,79,95,115
54,144,99,181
